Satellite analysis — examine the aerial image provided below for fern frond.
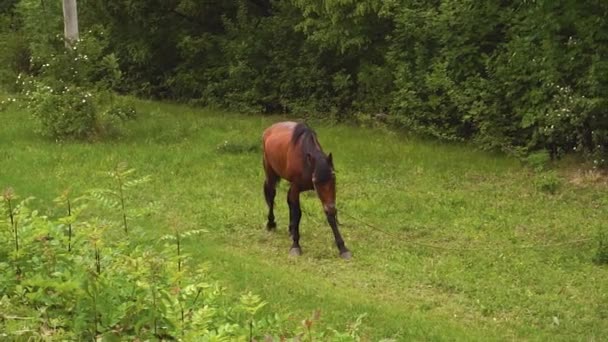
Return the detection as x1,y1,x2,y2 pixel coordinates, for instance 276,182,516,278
123,175,151,189
182,229,208,238
160,234,176,241
87,189,120,209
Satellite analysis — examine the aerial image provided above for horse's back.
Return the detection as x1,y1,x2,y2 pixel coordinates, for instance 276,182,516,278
263,121,302,181
263,121,298,140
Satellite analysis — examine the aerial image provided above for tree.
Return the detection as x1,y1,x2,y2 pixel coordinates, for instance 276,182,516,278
62,0,79,47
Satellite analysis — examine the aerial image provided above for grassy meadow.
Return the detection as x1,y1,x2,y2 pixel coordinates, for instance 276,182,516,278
1,99,607,341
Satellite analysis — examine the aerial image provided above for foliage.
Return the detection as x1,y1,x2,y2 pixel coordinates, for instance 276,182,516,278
11,75,136,140
533,170,562,194
0,168,364,340
594,229,608,265
0,1,135,140
489,1,608,161
20,79,97,140
525,150,552,172
2,0,607,162
0,5,28,92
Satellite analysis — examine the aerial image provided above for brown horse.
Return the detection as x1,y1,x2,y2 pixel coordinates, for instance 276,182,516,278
262,121,351,259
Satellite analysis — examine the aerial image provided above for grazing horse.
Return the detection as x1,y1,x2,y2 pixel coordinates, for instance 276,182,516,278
262,121,351,259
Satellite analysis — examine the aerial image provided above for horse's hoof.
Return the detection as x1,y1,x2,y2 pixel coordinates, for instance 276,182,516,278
266,222,276,231
289,247,302,257
340,250,352,260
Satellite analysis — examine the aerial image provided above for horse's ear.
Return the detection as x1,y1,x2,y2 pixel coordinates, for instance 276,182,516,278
327,153,334,168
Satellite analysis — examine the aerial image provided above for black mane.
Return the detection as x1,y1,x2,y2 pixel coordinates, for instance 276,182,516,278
291,123,333,183
291,122,316,146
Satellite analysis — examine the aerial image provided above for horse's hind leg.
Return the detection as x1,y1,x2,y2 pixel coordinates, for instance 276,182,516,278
287,184,302,256
263,163,279,230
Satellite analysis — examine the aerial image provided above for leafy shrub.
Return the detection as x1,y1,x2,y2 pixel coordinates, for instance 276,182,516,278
534,171,562,194
103,101,137,122
1,0,133,140
96,99,138,137
354,62,394,115
6,0,607,166
22,80,97,140
381,1,608,165
594,229,608,265
0,26,29,92
0,170,366,340
11,77,137,140
525,150,551,172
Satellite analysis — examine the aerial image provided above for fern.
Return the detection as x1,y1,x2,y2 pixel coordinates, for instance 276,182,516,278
53,190,88,252
87,164,151,234
0,182,367,340
88,189,120,210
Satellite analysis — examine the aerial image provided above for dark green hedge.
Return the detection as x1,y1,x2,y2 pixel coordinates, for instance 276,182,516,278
2,0,607,161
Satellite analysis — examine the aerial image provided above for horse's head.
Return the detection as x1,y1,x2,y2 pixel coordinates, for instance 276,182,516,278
308,152,336,215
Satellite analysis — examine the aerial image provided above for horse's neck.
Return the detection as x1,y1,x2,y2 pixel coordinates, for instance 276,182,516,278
302,134,323,155
310,135,323,152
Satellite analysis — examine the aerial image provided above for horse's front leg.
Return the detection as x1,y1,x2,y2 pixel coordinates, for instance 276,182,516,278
287,184,302,256
326,208,351,259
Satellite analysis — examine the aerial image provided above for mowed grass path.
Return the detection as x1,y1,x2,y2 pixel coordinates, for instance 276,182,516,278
2,99,607,340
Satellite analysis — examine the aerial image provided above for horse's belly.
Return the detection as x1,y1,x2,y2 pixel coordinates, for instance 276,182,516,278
263,133,292,177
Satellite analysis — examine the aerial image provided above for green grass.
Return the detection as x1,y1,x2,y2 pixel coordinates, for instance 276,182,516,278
2,99,608,341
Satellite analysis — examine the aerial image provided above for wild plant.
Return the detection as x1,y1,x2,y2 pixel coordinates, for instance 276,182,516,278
2,187,19,274
0,171,366,340
88,162,151,234
594,228,608,265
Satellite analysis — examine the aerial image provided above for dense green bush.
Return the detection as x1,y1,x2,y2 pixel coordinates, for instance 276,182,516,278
21,80,96,139
0,19,28,91
16,78,136,140
0,0,135,140
485,1,608,162
1,0,607,163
